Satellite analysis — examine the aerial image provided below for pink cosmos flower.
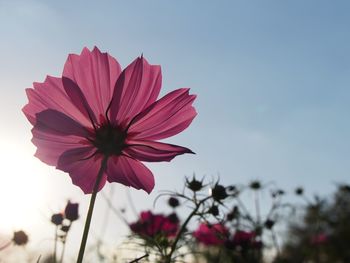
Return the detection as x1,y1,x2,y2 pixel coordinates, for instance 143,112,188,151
232,230,262,249
310,233,328,245
232,230,255,244
129,211,179,238
23,47,196,194
193,223,229,246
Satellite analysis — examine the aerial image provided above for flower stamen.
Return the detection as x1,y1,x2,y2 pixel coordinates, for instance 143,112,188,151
92,123,126,156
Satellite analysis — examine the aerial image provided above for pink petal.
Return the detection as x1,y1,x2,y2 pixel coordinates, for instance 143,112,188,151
31,109,91,167
35,109,90,137
63,47,122,117
109,56,162,126
32,128,89,166
22,76,93,128
128,88,196,140
140,211,153,221
124,140,194,162
57,147,107,194
62,77,97,125
106,156,155,194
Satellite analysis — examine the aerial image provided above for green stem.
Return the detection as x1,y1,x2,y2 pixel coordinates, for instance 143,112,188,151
76,156,108,263
271,229,280,257
60,222,71,263
60,240,66,263
129,254,149,263
166,197,210,263
254,190,261,225
54,226,58,263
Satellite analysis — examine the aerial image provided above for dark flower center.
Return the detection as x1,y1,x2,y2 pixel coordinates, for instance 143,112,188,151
93,124,126,156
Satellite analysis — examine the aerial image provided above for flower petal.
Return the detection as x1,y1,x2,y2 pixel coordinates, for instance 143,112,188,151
109,56,162,126
22,76,93,128
128,88,196,140
63,47,122,117
62,77,97,125
193,223,229,246
124,140,194,162
35,109,90,137
32,128,88,166
106,156,155,194
57,147,107,194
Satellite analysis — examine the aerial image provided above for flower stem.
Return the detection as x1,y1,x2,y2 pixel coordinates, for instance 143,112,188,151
254,191,261,225
129,254,149,263
60,222,71,263
166,197,210,263
271,229,280,257
77,156,108,263
54,226,58,263
0,240,12,251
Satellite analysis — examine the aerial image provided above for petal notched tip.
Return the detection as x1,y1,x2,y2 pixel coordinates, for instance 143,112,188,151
91,46,112,57
134,55,161,70
69,46,108,58
92,46,102,53
80,46,91,56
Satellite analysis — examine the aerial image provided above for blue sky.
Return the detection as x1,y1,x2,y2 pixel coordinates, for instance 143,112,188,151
0,0,349,259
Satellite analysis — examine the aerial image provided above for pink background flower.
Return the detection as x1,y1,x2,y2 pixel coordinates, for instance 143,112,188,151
129,210,179,238
193,223,229,246
311,233,328,245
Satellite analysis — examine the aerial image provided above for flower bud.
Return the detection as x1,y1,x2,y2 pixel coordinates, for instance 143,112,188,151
264,219,275,230
168,197,180,208
227,206,239,221
51,213,64,226
64,201,79,221
186,176,203,192
211,184,228,201
13,231,28,246
61,225,70,232
295,187,304,195
249,180,261,190
208,205,219,216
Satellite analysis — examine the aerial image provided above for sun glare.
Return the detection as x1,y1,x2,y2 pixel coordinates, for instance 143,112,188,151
0,140,48,232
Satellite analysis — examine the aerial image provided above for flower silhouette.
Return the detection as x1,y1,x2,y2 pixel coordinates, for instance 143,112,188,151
12,231,28,246
23,47,196,194
64,201,79,221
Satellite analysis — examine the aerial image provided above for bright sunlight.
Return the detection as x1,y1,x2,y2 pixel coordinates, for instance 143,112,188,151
0,140,47,231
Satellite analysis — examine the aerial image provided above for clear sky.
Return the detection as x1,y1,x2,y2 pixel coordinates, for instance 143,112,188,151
0,0,349,260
